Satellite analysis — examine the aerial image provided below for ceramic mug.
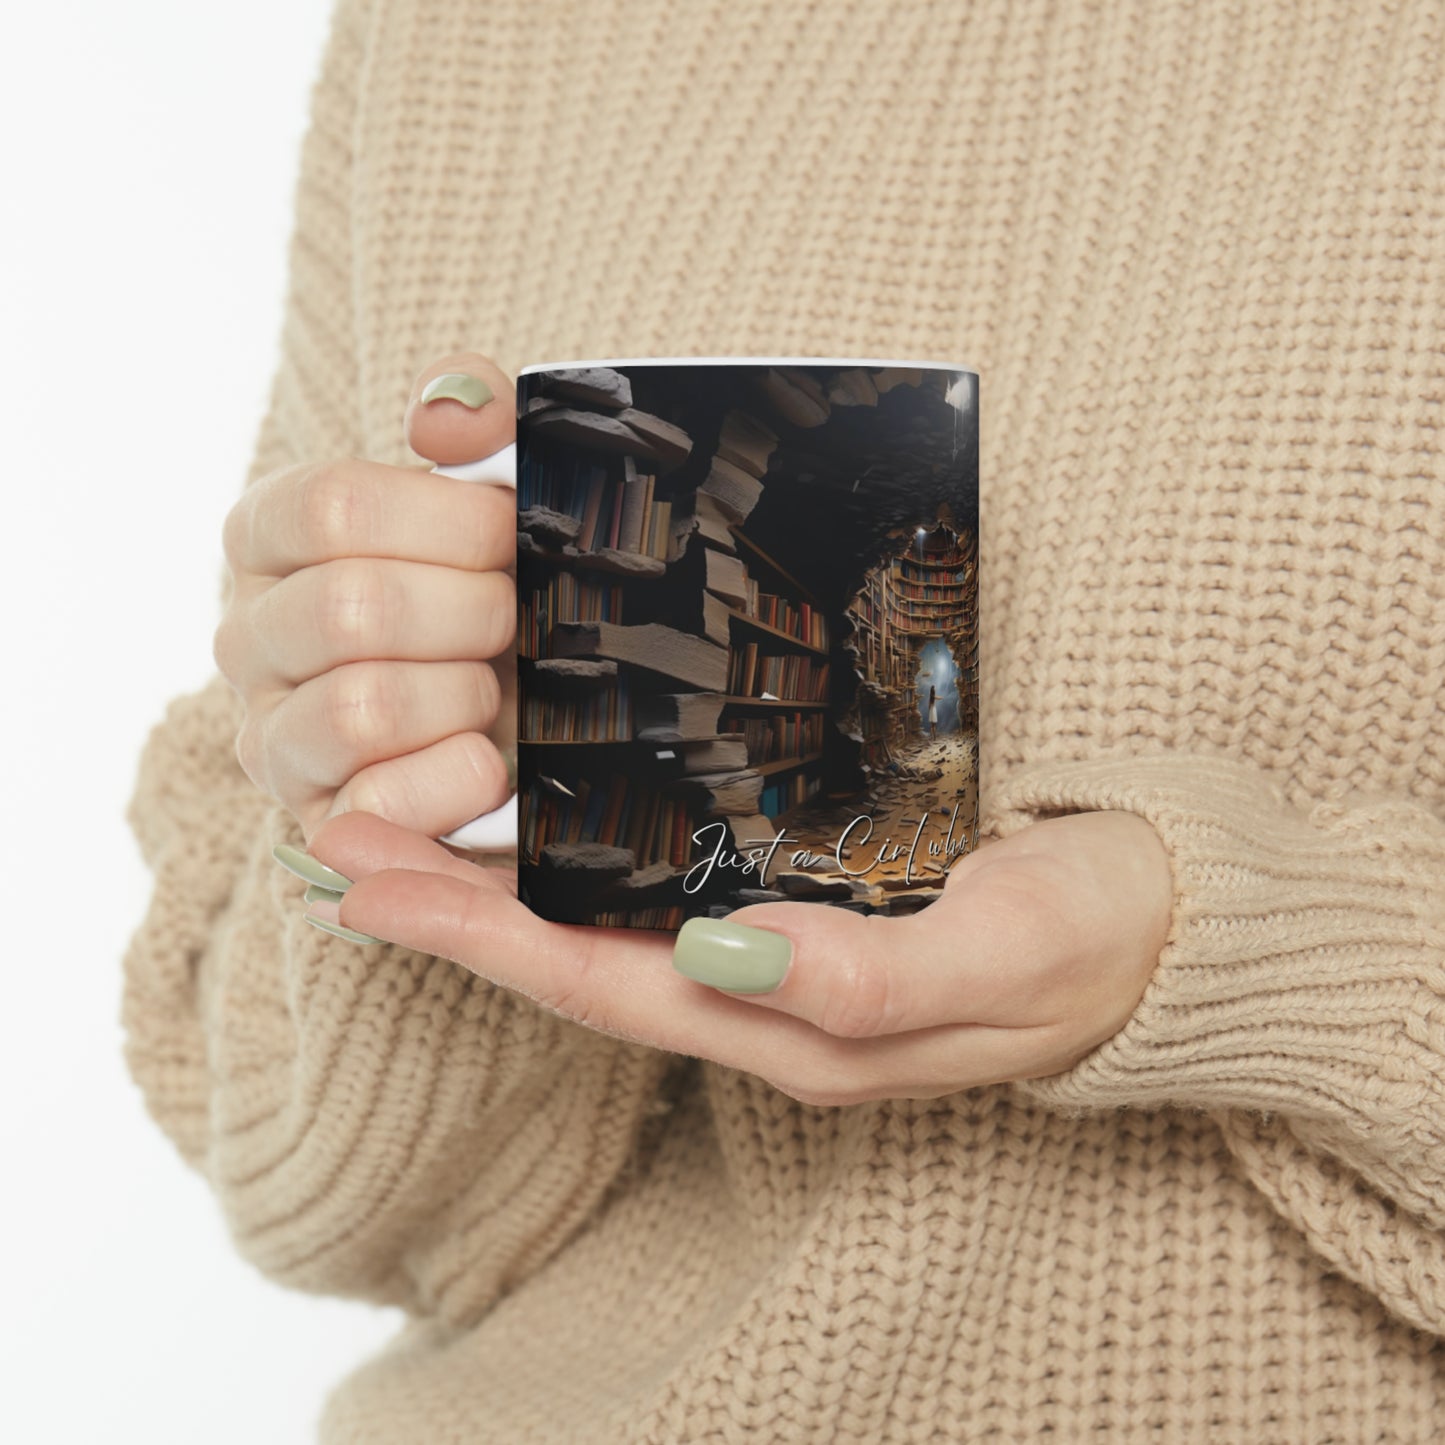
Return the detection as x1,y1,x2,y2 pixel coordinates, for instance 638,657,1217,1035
439,356,980,932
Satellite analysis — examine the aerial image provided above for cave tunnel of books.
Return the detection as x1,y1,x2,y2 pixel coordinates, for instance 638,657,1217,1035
514,362,980,929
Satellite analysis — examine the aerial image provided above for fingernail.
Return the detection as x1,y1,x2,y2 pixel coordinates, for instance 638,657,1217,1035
304,883,347,906
503,745,518,792
672,918,792,994
273,843,352,892
303,913,383,946
421,372,494,409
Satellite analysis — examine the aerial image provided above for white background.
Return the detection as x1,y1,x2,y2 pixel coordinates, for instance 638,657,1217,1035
0,4,406,1441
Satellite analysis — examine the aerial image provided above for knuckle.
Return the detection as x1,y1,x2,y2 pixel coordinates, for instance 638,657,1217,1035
323,663,400,757
469,484,516,571
970,856,1082,1012
546,983,608,1035
476,573,517,658
817,942,895,1039
970,858,1051,945
540,938,600,1025
453,729,507,798
220,497,248,567
535,937,645,1046
297,460,367,557
211,612,238,678
339,761,412,824
234,715,266,789
212,599,261,682
472,661,502,725
315,559,396,655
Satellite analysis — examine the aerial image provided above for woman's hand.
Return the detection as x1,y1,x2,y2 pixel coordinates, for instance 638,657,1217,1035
214,353,518,846
293,808,1174,1104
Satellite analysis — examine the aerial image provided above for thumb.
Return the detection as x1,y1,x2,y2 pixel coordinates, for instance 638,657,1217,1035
670,889,982,1038
404,351,516,467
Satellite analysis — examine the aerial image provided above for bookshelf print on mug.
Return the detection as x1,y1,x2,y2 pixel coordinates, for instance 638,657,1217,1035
513,359,980,931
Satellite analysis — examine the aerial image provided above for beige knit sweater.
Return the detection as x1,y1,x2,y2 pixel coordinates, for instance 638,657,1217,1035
122,0,1445,1439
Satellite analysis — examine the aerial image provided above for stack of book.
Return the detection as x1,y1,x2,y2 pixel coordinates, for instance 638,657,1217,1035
519,574,624,658
727,645,829,702
519,452,672,559
739,579,829,649
520,675,633,742
521,773,696,870
888,555,973,632
760,772,822,819
731,712,825,765
589,905,686,930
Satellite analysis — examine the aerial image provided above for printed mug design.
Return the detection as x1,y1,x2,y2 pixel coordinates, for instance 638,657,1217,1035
510,358,980,931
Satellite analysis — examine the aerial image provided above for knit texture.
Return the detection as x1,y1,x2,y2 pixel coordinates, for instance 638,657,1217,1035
122,0,1445,1439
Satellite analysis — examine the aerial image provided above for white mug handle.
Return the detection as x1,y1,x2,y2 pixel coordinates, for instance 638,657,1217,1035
429,441,518,851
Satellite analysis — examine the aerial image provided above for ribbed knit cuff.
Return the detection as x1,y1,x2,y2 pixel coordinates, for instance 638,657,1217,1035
986,753,1445,1129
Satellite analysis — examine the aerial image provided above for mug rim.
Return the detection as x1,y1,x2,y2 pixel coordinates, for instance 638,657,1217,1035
517,355,980,376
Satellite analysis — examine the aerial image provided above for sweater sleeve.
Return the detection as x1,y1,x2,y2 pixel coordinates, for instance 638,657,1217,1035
120,0,681,1327
989,751,1445,1337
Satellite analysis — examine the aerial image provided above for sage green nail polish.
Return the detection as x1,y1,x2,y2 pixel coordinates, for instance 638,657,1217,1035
303,913,383,946
672,917,792,994
503,746,518,792
272,844,352,892
421,372,494,409
304,883,347,906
